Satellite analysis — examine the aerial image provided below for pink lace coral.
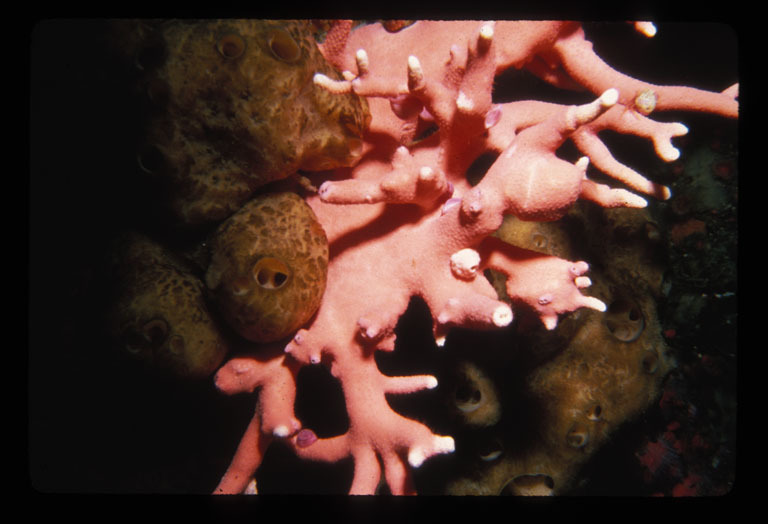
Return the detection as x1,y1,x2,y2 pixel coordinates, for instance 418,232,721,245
213,21,737,495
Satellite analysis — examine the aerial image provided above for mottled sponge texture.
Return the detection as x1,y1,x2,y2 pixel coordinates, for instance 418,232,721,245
206,192,328,343
113,20,370,225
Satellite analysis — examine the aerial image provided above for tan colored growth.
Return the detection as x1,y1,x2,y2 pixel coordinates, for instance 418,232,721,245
206,192,329,342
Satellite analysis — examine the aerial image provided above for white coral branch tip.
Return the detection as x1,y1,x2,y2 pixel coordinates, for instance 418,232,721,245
569,89,618,129
601,88,619,107
479,23,494,40
407,55,425,91
355,49,369,75
407,55,421,72
575,156,590,171
407,448,427,468
492,304,513,327
574,276,592,288
408,436,456,468
583,296,607,312
273,425,291,438
313,73,352,94
656,123,688,162
634,22,657,37
450,248,481,280
245,478,258,494
419,166,435,181
622,191,649,208
313,73,330,86
659,145,681,162
456,90,474,111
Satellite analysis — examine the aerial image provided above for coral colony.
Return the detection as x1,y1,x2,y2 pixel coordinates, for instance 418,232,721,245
102,20,736,494
208,21,736,495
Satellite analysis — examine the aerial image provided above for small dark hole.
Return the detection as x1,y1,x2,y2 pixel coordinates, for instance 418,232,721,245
136,38,166,70
455,383,481,405
138,146,165,174
642,351,659,374
217,34,245,59
143,319,168,346
267,28,301,62
273,272,288,287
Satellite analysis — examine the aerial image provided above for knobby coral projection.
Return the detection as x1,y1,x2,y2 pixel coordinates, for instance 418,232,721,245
29,20,736,495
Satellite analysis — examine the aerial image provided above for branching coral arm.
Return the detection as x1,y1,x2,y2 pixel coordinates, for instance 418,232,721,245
552,24,738,118
477,89,629,221
318,145,452,208
291,432,351,462
574,155,650,209
214,351,301,437
382,451,414,495
384,374,439,394
479,236,606,330
213,410,270,494
573,124,672,201
212,350,301,493
569,100,694,201
314,48,409,98
591,105,690,163
433,292,513,331
350,446,383,494
579,175,649,209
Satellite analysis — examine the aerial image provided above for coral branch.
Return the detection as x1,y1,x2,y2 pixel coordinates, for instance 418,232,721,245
479,236,606,330
213,349,301,437
384,374,439,394
571,126,669,200
210,20,737,495
213,346,302,493
318,145,452,208
475,90,631,221
313,48,409,98
213,410,270,494
553,25,738,118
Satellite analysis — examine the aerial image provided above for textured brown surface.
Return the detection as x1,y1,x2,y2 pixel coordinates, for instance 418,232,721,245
206,192,328,342
112,19,369,225
446,205,673,494
109,232,229,378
